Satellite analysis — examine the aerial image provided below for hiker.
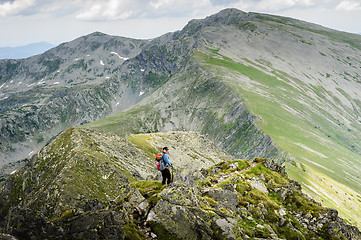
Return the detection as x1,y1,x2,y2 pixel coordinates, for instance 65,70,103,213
158,147,173,185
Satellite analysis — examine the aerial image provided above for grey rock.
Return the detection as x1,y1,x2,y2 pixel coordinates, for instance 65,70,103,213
148,200,214,239
4,206,64,239
159,183,200,206
215,218,237,239
248,178,269,194
278,207,287,217
221,183,234,192
0,234,18,240
129,189,146,205
207,188,239,212
275,187,293,201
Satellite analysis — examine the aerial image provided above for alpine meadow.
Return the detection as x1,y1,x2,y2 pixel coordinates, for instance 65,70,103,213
1,8,361,239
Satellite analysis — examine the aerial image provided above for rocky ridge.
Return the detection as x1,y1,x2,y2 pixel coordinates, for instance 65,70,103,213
1,147,360,239
0,128,230,219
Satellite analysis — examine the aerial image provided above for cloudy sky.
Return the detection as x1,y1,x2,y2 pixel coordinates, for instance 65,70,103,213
0,0,360,47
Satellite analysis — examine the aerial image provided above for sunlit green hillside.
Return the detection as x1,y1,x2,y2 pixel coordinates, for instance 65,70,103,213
196,47,361,226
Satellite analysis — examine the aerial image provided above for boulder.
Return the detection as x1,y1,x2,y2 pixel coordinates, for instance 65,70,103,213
5,206,64,240
248,177,269,194
207,188,239,212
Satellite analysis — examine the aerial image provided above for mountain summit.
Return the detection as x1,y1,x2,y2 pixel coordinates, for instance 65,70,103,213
1,8,361,228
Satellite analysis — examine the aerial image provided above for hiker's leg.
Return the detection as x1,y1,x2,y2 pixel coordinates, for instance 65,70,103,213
161,170,167,185
165,169,171,184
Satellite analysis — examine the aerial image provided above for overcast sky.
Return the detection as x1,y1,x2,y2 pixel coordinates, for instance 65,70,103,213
0,0,360,47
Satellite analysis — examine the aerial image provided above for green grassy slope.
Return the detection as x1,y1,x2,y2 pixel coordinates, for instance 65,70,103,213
0,128,232,221
197,47,361,226
0,127,135,218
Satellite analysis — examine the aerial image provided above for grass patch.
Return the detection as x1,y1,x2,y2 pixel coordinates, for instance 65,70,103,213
130,180,164,196
236,159,250,170
126,134,159,159
124,223,146,240
255,14,361,51
235,180,252,196
83,104,154,137
284,190,325,216
203,196,217,207
130,180,165,207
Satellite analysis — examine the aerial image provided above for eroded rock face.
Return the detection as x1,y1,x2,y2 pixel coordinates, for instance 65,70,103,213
5,206,64,239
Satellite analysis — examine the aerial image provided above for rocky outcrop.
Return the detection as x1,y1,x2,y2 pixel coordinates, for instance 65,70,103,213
1,153,360,239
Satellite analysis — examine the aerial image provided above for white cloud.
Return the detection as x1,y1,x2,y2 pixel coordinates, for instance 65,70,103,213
75,0,145,21
336,0,361,11
147,0,213,18
255,0,314,11
0,0,318,21
77,0,125,20
75,0,213,21
149,0,210,10
149,0,173,9
0,0,35,17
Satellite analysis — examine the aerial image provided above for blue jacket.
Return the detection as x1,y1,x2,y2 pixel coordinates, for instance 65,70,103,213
163,153,172,168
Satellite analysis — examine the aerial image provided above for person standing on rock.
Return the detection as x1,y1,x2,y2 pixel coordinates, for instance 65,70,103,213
160,147,173,185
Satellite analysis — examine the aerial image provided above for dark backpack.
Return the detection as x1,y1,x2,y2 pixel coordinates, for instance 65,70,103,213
154,153,165,171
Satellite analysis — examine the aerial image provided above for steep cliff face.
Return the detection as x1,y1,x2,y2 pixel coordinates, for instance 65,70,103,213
0,129,360,239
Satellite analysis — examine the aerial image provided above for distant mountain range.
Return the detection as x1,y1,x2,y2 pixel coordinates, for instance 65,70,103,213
0,42,55,59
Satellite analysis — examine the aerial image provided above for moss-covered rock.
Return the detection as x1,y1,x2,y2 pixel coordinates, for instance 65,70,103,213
144,158,361,239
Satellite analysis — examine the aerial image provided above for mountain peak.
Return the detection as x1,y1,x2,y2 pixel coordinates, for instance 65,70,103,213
208,7,247,19
88,31,107,37
176,8,254,38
